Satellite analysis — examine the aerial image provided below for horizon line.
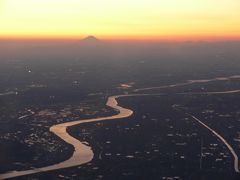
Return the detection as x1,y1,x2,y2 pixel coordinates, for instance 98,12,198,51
1,35,240,42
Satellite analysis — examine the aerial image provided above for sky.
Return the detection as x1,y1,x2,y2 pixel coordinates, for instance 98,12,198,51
0,0,240,40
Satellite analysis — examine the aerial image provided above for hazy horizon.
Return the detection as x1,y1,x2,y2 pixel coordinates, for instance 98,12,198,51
1,1,240,180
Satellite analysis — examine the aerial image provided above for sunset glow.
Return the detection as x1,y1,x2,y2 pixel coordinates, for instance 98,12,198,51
1,0,240,40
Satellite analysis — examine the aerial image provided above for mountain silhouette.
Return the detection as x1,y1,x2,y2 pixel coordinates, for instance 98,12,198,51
81,36,100,43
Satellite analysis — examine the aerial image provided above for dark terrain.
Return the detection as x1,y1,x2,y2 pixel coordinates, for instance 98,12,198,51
0,40,240,179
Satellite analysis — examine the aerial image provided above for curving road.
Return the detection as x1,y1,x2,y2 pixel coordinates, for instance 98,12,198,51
189,114,240,173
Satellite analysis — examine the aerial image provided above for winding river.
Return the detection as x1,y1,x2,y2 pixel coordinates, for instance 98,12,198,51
0,95,134,179
0,75,240,179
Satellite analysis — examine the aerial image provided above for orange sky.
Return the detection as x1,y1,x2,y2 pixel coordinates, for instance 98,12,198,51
0,0,240,41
